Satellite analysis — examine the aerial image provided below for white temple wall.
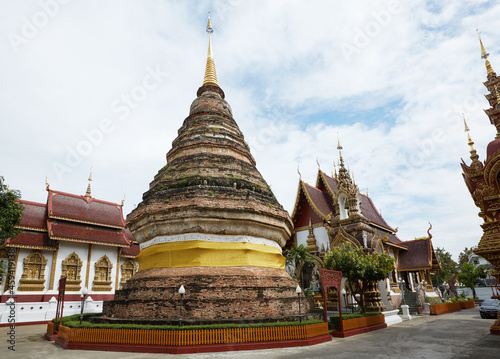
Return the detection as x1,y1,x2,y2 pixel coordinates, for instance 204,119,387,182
296,226,329,252
88,245,118,293
52,242,89,293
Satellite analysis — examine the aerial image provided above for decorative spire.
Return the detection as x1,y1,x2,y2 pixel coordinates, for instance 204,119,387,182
316,157,321,170
45,176,50,190
306,218,319,252
477,29,494,75
337,135,343,159
85,168,92,198
121,194,126,206
202,13,219,87
464,114,479,162
297,165,302,180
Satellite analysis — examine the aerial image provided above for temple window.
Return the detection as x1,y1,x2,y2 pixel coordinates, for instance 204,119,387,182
61,252,83,291
18,250,47,291
119,259,137,289
92,255,113,291
338,193,348,220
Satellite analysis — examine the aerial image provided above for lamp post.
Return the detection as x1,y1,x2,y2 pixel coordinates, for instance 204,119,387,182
178,285,185,327
296,285,302,323
341,288,347,313
79,287,88,325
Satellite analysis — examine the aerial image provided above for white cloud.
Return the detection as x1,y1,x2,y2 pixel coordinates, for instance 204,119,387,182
1,0,499,261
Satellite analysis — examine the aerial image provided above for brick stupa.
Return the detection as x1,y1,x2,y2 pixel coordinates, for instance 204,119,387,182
103,18,305,323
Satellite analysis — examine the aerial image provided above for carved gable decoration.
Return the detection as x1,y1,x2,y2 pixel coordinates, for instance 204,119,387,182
18,250,48,291
92,255,113,291
120,259,138,289
61,252,83,291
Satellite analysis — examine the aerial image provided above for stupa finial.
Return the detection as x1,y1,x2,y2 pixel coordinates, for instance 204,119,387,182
202,13,219,87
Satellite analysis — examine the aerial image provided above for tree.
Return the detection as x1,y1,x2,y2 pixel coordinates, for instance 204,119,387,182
457,263,487,299
0,176,24,248
0,176,24,281
283,244,314,288
458,247,474,268
323,243,395,311
432,247,457,287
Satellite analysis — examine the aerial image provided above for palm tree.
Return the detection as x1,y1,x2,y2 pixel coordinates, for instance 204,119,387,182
284,244,314,288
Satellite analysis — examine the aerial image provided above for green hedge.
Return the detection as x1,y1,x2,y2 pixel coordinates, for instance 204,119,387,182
329,312,381,331
54,313,323,331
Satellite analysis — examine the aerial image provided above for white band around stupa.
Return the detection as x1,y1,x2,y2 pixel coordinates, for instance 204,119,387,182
140,233,282,252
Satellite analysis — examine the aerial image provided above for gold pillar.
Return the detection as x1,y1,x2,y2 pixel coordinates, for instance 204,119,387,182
48,248,58,290
85,244,93,289
115,248,121,290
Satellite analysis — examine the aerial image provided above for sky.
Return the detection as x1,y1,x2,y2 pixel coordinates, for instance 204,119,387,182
1,0,499,262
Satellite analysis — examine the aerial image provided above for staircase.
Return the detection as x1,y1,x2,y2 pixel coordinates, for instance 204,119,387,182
399,291,418,314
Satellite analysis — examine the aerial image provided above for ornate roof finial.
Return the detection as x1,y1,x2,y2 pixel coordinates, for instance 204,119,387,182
463,114,477,155
316,157,321,170
477,29,494,75
121,194,126,206
337,134,343,158
45,176,50,190
333,162,337,179
85,167,92,198
297,165,302,180
202,13,219,87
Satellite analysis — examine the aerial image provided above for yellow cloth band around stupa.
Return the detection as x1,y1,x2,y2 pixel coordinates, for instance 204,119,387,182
137,240,286,271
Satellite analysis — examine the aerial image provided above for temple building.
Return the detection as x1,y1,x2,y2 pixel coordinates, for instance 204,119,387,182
103,17,305,322
0,180,139,325
291,142,440,311
461,32,500,334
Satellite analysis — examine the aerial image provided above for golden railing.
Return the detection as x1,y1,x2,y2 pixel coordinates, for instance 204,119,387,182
54,322,328,346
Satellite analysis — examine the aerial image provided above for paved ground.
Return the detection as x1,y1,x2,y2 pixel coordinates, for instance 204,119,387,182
2,308,499,358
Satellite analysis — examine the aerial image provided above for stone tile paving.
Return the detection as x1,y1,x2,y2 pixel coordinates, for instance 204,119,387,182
2,308,499,359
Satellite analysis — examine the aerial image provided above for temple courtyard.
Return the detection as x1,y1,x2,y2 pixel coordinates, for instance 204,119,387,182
3,308,499,359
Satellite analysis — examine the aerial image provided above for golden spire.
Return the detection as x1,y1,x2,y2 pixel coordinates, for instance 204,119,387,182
337,134,343,159
477,29,494,75
202,13,219,87
121,194,126,206
85,168,92,198
463,114,478,161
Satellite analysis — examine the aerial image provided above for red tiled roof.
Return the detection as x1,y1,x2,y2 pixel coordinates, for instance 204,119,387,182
122,242,140,257
18,200,47,231
47,190,125,228
398,239,432,270
322,173,338,195
303,183,333,218
7,231,57,250
360,194,395,232
48,220,130,247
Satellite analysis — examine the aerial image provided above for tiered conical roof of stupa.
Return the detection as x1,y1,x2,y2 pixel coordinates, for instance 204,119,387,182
127,18,292,262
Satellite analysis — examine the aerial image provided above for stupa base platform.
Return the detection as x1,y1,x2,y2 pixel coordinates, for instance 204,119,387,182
103,266,311,321
50,322,331,354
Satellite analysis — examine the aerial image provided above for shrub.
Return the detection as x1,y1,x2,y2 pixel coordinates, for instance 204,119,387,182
329,312,381,331
54,314,323,331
